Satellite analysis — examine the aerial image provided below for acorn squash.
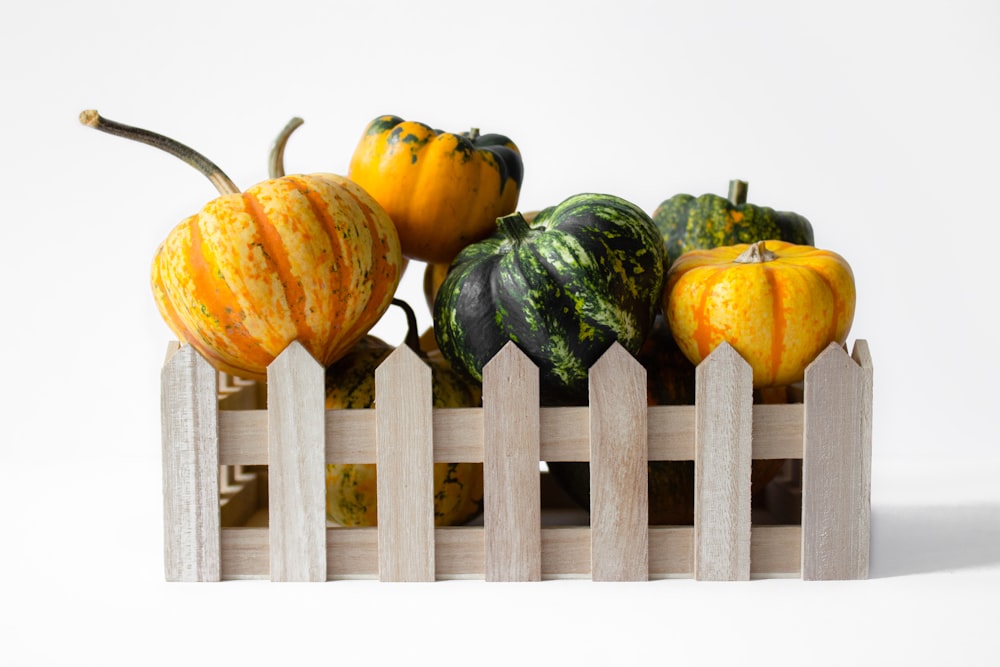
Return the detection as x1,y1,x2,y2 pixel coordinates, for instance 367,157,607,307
348,115,523,264
653,180,815,268
433,194,666,405
665,239,856,387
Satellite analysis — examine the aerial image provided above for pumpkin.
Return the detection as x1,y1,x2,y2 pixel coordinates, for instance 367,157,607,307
653,180,815,268
348,115,523,264
665,240,856,387
80,110,403,380
548,314,787,525
422,211,540,314
325,299,484,527
433,194,666,405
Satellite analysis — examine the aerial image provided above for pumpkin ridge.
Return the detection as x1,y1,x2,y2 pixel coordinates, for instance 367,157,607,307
179,218,270,376
324,186,397,362
763,264,786,386
240,189,318,355
290,177,356,362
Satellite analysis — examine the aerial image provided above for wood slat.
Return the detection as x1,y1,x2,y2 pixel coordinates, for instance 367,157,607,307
376,345,435,582
267,342,327,582
589,343,649,581
218,402,805,465
802,342,871,580
161,344,221,582
483,343,541,581
694,342,752,581
220,525,802,579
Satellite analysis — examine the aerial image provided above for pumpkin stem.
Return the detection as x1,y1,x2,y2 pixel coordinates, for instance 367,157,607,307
268,116,305,179
390,298,426,359
733,240,779,264
728,179,748,206
496,211,532,243
466,127,480,141
78,110,240,196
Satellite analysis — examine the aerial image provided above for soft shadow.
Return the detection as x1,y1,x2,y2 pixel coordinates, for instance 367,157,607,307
870,503,1000,577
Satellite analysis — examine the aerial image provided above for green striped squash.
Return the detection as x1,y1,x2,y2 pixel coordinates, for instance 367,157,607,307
433,193,666,405
653,180,815,268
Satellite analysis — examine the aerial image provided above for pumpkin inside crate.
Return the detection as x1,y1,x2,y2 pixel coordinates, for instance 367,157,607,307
546,315,793,525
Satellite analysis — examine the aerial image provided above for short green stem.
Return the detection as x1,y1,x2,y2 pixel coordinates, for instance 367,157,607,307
79,110,240,196
497,211,532,243
728,179,748,206
268,117,304,179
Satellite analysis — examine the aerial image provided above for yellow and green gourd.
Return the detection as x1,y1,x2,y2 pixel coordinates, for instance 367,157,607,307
325,299,484,526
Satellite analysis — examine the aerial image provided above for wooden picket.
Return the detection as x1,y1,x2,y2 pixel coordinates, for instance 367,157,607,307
160,337,873,582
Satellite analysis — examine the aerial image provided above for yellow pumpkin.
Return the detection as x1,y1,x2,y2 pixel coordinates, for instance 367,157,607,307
664,240,855,387
348,115,523,264
151,174,403,380
81,110,403,380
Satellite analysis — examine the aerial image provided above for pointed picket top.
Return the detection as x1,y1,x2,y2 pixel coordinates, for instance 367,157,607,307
701,340,751,373
483,340,536,383
268,339,324,377
591,340,643,377
375,339,431,377
162,340,215,379
805,340,860,381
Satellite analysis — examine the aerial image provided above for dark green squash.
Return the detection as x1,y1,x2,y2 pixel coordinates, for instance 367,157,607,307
653,180,815,268
433,193,666,405
548,314,788,525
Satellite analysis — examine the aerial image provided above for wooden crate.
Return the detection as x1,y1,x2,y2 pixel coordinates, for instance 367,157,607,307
161,338,872,582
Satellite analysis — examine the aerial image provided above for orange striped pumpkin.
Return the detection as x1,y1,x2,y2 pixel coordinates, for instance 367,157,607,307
79,111,403,379
151,174,403,379
664,240,855,387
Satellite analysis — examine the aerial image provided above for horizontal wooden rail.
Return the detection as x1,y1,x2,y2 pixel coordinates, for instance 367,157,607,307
219,525,803,580
163,337,872,583
218,403,804,465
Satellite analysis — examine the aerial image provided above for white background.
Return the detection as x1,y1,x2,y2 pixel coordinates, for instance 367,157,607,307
2,0,998,664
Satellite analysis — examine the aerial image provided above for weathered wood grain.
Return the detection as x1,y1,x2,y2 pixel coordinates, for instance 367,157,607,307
802,341,872,580
162,343,221,582
483,343,541,581
589,343,649,581
375,345,435,582
694,342,752,581
267,342,326,582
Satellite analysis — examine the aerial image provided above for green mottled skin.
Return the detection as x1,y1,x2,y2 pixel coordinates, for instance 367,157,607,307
433,193,666,405
653,193,815,268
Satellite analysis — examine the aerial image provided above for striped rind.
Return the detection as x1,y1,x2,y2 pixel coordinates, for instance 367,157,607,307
348,116,523,263
434,193,666,405
151,174,403,379
664,240,855,387
653,193,815,268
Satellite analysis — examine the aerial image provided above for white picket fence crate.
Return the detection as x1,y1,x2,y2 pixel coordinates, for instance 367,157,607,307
161,337,872,582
